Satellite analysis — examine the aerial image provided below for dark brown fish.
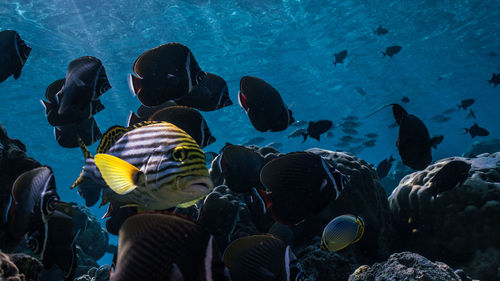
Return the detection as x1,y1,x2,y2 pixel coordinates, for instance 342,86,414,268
127,100,177,126
0,30,31,83
111,213,229,281
128,43,206,106
238,76,294,132
382,45,402,58
463,123,489,138
376,155,395,179
429,160,471,198
300,120,333,142
333,50,348,67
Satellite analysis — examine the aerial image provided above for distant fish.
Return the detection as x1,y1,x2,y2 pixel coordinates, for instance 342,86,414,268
441,108,457,115
223,235,305,281
128,43,206,106
341,120,362,128
488,51,498,57
354,87,366,96
365,133,378,138
111,213,230,281
375,25,389,36
288,128,307,138
238,76,294,132
382,45,402,58
243,137,266,146
326,131,334,138
388,122,398,129
258,152,349,225
488,73,500,87
175,72,233,111
342,115,358,121
290,120,308,127
148,106,216,148
321,215,365,252
457,98,475,110
340,135,355,142
54,118,102,148
428,160,471,198
127,100,177,126
342,127,358,135
301,120,333,142
216,144,266,193
376,155,395,179
362,139,376,147
0,30,31,83
333,50,348,67
401,96,410,104
466,109,476,119
463,123,489,138
430,114,451,123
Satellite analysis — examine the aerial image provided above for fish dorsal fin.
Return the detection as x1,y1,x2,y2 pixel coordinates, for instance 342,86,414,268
392,104,407,125
78,138,93,159
96,126,128,154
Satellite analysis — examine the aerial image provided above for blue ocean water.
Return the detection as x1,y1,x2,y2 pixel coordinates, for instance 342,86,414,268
1,0,499,266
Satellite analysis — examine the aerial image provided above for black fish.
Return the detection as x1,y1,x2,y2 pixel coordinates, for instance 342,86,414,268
341,127,358,135
401,96,410,104
291,120,308,127
288,128,307,138
340,135,354,142
488,73,500,87
223,235,305,281
104,205,138,236
342,115,358,121
128,43,206,106
54,117,102,148
466,109,476,119
363,139,376,147
148,106,216,148
457,98,475,110
354,87,366,96
217,144,266,193
382,45,402,58
111,213,229,281
463,123,489,138
326,131,334,138
375,25,389,35
7,166,59,240
127,100,177,126
42,56,110,126
258,152,348,225
441,108,457,115
341,120,362,128
238,76,294,132
376,155,395,179
366,103,443,170
428,160,471,198
301,120,333,142
0,30,31,83
243,137,266,146
77,181,102,207
333,50,348,67
175,72,233,111
430,114,451,123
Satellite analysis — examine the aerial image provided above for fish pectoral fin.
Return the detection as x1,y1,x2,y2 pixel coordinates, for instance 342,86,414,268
120,203,140,208
94,153,141,195
176,197,201,208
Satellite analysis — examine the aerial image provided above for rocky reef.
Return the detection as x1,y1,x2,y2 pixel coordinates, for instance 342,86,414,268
388,152,500,280
463,137,500,157
380,160,415,195
74,265,111,281
348,252,468,281
0,250,43,281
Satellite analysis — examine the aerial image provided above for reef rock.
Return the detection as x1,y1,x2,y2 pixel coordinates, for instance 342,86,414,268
292,148,393,264
380,160,415,195
72,204,109,261
462,137,500,157
348,252,463,281
388,153,500,280
74,265,111,281
0,250,43,281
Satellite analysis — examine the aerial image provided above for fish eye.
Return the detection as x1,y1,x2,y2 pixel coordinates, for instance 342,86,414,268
172,146,187,162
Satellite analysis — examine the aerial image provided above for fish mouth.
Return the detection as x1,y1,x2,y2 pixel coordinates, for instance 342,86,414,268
181,177,214,196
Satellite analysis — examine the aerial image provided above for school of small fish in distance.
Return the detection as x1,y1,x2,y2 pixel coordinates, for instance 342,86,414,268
0,26,496,281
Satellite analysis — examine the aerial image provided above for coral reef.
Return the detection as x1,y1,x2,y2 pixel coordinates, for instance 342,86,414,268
74,265,111,281
0,251,43,281
462,137,500,157
388,152,500,280
348,252,465,281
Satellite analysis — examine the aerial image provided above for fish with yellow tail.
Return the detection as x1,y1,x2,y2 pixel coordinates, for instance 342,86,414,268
71,121,213,212
321,214,365,252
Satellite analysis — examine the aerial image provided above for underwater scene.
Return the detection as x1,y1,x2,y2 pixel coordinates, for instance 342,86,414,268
1,0,500,280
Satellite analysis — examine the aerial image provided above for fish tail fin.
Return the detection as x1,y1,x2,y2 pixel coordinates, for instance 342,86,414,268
94,154,141,195
256,188,272,210
462,128,469,135
389,155,394,162
382,52,386,58
429,135,444,149
301,133,308,143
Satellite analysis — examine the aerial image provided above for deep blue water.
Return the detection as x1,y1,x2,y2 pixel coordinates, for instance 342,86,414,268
1,0,499,265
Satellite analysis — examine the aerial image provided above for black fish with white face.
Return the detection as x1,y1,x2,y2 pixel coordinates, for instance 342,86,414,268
457,98,475,110
376,155,395,179
258,152,349,225
463,123,489,138
382,45,402,58
238,76,294,132
301,120,333,142
215,144,266,193
0,30,31,83
111,213,230,281
175,72,233,111
333,50,348,67
127,100,177,126
128,43,206,106
428,160,471,198
148,106,216,148
223,234,306,281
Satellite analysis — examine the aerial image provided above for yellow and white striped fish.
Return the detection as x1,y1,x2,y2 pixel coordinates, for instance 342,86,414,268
71,121,213,210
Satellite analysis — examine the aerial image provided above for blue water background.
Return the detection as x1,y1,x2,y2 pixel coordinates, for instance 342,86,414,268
1,0,499,265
